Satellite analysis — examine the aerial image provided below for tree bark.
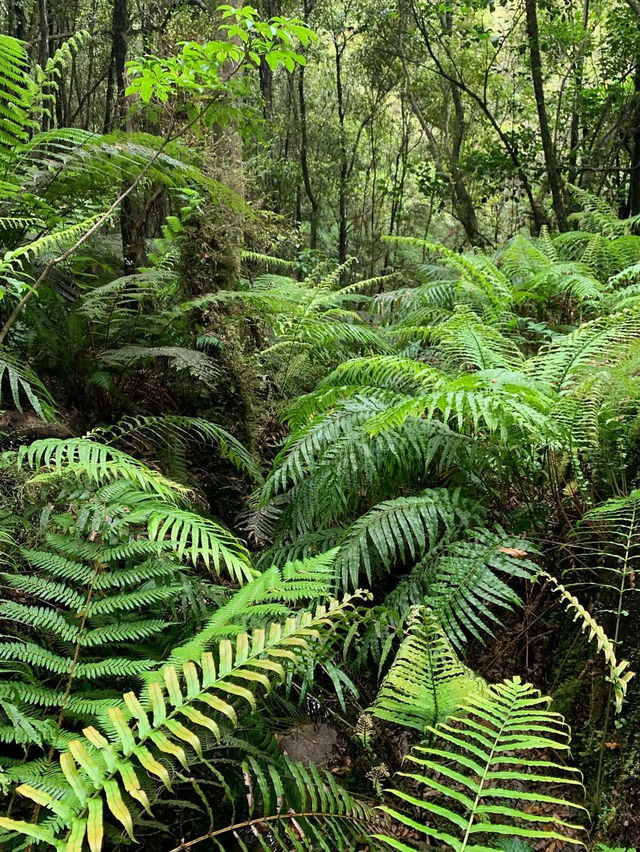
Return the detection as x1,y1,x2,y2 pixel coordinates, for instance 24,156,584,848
628,60,640,218
334,33,348,266
106,0,143,272
525,0,569,231
568,0,590,184
8,0,26,38
38,0,49,68
112,0,128,124
449,81,485,246
298,66,319,249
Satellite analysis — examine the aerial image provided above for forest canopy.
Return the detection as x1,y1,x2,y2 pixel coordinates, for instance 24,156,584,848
1,0,640,849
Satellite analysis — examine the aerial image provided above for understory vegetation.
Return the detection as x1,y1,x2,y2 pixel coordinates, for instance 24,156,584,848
2,0,640,849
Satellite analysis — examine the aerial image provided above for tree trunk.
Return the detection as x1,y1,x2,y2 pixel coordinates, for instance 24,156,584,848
38,0,50,130
112,0,128,124
450,82,485,246
568,0,590,184
8,0,26,38
334,34,348,267
298,66,319,249
38,0,49,68
107,0,142,272
525,0,568,231
628,60,640,218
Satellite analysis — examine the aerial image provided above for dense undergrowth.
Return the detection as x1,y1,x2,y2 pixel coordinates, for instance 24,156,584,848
2,17,640,852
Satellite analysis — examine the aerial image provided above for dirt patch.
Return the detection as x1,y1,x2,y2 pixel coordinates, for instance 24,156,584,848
278,722,338,767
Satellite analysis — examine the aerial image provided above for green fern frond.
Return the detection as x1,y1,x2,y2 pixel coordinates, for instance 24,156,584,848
433,307,524,370
525,309,640,393
0,596,359,850
127,501,253,581
100,346,221,388
385,529,538,650
375,676,586,851
93,414,261,481
0,350,56,421
370,607,484,731
335,489,480,589
538,572,634,712
16,437,190,501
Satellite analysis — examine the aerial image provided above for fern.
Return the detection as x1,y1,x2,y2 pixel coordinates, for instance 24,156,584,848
538,572,634,712
385,529,538,650
370,607,484,731
0,596,360,850
100,346,221,388
376,676,586,851
92,414,262,482
0,350,56,421
16,437,190,501
335,489,480,589
0,35,35,158
525,309,640,394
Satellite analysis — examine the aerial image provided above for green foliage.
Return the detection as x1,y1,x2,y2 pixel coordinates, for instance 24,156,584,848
6,10,640,847
335,488,479,589
127,5,315,111
0,350,56,421
375,677,586,851
370,607,484,731
0,596,362,850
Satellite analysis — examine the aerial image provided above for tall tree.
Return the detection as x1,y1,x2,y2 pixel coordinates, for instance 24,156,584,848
525,0,568,231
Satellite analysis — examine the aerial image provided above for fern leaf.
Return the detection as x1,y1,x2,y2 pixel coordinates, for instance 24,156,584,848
371,607,484,731
376,676,586,851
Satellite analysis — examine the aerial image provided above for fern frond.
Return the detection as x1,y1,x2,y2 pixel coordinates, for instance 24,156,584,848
370,607,484,731
385,529,538,650
100,346,221,388
93,415,262,481
16,438,190,502
526,309,640,393
1,596,359,850
376,676,586,851
0,350,56,421
335,489,480,589
538,572,634,712
127,500,253,582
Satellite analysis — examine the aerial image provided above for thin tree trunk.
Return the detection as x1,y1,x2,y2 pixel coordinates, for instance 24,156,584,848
103,58,114,133
112,0,128,124
38,0,49,67
525,0,568,230
334,33,348,267
38,0,50,130
628,60,640,218
298,66,319,249
107,0,142,272
568,0,590,184
450,82,485,246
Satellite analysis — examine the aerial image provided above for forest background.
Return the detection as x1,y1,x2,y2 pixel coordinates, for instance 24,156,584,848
2,0,640,850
